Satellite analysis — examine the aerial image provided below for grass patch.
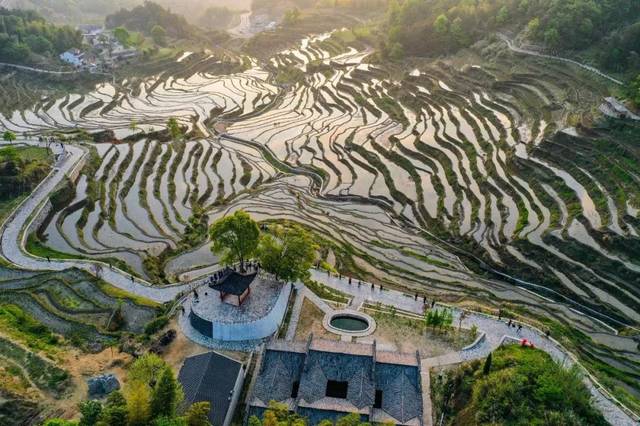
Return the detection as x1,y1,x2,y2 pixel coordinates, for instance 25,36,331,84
0,193,28,224
0,336,69,395
95,281,160,309
303,278,349,304
0,304,60,355
432,345,608,426
25,233,141,279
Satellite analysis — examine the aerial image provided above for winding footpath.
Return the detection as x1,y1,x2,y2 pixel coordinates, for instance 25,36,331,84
1,141,638,425
0,140,191,303
0,62,81,75
498,34,624,86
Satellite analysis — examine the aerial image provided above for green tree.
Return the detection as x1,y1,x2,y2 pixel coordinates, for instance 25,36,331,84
262,401,305,426
129,119,139,134
113,26,130,46
3,130,16,143
151,367,181,419
154,417,187,426
248,415,262,426
450,17,468,46
434,14,449,34
25,34,53,54
284,8,301,25
210,210,260,271
151,25,167,46
257,224,317,282
43,420,77,426
126,381,152,426
336,413,362,426
185,401,211,426
79,400,102,426
128,353,168,386
388,42,404,60
467,346,607,425
527,17,540,34
630,74,640,106
166,117,182,141
97,391,128,426
496,6,509,25
543,27,560,46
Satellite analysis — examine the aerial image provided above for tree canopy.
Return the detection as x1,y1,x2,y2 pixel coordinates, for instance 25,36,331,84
210,210,260,271
249,402,372,426
435,345,607,425
47,353,204,426
382,0,640,74
0,7,81,64
106,1,199,40
257,224,317,282
0,146,51,201
629,75,640,106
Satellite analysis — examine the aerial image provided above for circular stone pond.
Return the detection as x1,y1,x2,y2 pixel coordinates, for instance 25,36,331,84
323,310,376,337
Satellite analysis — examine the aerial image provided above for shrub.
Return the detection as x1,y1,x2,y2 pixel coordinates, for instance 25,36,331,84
144,316,169,335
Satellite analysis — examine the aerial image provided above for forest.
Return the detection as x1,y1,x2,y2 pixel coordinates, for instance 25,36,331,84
105,1,199,40
0,8,81,64
383,0,640,76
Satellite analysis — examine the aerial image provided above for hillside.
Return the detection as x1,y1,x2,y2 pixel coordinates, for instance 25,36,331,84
0,145,52,222
2,0,138,24
383,0,640,77
105,1,199,39
0,8,81,65
2,0,251,25
433,345,608,425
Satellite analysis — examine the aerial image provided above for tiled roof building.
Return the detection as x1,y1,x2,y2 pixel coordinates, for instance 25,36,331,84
248,337,424,425
178,352,247,426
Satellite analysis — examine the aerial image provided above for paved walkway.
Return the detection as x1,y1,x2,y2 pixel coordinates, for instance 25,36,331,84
1,142,638,424
0,62,81,75
309,269,425,314
0,140,192,303
309,270,639,426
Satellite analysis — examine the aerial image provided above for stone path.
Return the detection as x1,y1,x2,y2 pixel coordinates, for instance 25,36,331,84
310,270,640,426
285,282,333,341
309,269,425,314
420,359,435,426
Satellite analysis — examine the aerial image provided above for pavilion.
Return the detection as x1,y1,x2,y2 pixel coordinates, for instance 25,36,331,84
209,271,257,306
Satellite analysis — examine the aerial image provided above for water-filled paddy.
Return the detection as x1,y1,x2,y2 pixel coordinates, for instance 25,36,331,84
3,32,640,325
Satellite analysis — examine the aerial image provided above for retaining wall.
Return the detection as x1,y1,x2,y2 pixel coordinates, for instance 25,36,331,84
190,283,292,341
26,199,52,237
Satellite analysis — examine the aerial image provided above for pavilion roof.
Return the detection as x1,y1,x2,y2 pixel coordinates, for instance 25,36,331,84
210,271,257,296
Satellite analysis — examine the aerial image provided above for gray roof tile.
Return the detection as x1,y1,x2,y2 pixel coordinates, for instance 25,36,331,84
178,352,242,426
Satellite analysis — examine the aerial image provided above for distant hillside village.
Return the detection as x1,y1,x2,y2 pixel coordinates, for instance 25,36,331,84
59,24,139,72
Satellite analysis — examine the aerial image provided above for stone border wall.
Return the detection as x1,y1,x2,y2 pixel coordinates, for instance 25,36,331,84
189,283,292,341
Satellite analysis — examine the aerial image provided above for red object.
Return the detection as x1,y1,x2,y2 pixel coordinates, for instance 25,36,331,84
520,339,535,348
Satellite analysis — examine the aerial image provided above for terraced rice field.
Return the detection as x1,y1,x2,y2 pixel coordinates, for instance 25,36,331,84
0,267,157,345
1,32,639,328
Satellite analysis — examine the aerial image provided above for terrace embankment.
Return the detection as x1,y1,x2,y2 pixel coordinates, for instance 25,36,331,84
1,27,639,412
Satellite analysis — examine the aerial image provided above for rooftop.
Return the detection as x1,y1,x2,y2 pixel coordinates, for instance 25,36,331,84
178,352,243,426
210,271,257,296
191,275,283,323
250,337,423,426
